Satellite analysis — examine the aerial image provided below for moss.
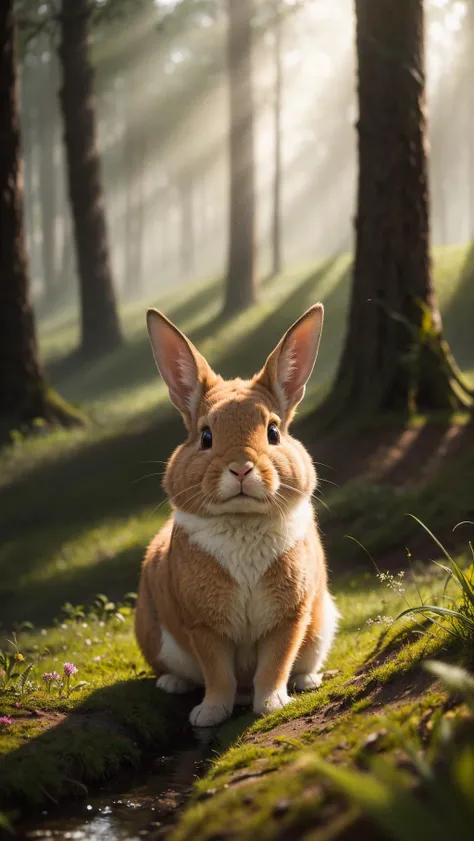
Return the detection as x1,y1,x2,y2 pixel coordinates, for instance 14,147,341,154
0,612,192,813
2,248,474,628
172,693,448,841
0,249,473,831
0,559,448,818
0,681,191,812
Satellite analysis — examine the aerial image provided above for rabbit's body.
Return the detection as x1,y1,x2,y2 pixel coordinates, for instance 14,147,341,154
135,306,339,726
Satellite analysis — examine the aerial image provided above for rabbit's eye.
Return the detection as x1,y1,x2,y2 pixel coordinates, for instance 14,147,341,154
201,427,213,450
267,423,280,445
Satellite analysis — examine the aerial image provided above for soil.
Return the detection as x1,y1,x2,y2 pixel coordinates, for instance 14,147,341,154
243,666,437,752
301,419,474,490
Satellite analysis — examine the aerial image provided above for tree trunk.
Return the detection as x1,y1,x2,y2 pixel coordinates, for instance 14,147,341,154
21,62,37,283
271,0,283,277
22,60,47,292
38,47,58,306
0,0,76,432
223,0,257,315
59,0,122,358
466,0,474,241
318,0,468,424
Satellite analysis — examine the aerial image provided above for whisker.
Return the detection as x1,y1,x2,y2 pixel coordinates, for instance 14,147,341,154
273,492,292,545
317,477,339,488
147,498,171,520
316,497,333,515
278,482,311,499
133,472,166,485
146,482,204,520
168,483,203,502
313,461,336,472
195,490,216,517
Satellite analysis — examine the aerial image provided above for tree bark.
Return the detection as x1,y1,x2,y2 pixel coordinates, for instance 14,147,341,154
59,0,122,358
0,0,76,431
318,0,467,423
20,61,39,284
271,0,283,277
38,47,58,306
466,0,474,240
223,0,257,315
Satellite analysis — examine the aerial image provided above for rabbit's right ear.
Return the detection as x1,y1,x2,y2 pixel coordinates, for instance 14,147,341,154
147,309,216,427
257,304,324,419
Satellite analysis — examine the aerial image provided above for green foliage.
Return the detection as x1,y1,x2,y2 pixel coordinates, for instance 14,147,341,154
0,811,11,833
309,662,474,841
424,659,474,702
0,593,189,814
0,250,473,832
0,648,37,701
396,517,474,649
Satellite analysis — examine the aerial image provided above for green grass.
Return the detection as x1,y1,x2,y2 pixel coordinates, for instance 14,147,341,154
1,245,474,827
0,559,456,817
171,690,452,841
0,605,195,814
1,245,474,629
169,564,473,841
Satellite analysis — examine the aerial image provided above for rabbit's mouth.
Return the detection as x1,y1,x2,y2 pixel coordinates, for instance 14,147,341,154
224,488,262,502
206,494,269,515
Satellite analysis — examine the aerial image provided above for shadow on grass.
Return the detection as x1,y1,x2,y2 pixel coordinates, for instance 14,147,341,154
1,262,350,627
0,677,196,821
1,540,149,628
0,411,181,625
216,256,350,380
46,277,224,405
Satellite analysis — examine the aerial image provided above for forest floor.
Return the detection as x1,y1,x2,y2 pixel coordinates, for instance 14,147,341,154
1,245,474,838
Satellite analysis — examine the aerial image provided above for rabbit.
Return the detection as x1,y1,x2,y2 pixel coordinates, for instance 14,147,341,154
135,303,339,727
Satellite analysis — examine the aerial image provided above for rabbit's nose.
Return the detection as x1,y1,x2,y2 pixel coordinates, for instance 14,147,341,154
229,461,254,480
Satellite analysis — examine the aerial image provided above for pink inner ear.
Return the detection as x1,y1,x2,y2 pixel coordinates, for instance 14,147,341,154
154,322,198,409
280,320,317,391
277,309,322,405
278,338,298,386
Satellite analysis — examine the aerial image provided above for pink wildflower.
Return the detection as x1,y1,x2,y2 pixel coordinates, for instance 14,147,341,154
0,717,12,727
63,663,77,677
42,671,61,694
42,672,61,683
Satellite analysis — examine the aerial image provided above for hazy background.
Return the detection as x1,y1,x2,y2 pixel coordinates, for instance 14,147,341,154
21,0,473,320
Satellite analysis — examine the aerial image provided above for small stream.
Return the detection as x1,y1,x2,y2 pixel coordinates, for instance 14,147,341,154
22,731,217,841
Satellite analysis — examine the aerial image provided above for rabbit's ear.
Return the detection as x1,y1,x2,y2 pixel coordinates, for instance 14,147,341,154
258,304,324,416
147,309,216,426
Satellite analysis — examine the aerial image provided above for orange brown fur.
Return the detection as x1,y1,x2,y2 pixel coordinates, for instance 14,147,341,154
135,304,338,725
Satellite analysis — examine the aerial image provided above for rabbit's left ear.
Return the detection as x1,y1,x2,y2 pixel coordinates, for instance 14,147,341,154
257,304,324,415
147,308,216,428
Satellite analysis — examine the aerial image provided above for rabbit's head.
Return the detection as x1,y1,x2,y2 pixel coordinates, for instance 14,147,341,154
147,305,324,516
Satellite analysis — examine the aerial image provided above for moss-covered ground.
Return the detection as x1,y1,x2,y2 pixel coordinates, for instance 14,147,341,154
1,246,474,836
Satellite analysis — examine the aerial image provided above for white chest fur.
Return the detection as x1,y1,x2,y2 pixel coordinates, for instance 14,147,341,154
174,499,312,653
174,498,311,587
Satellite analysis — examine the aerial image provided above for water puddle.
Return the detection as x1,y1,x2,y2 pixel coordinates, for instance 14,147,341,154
23,735,214,841
17,709,254,841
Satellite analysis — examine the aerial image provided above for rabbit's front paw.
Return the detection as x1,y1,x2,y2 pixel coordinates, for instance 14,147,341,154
156,674,195,694
292,672,323,692
189,702,232,727
253,689,291,716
